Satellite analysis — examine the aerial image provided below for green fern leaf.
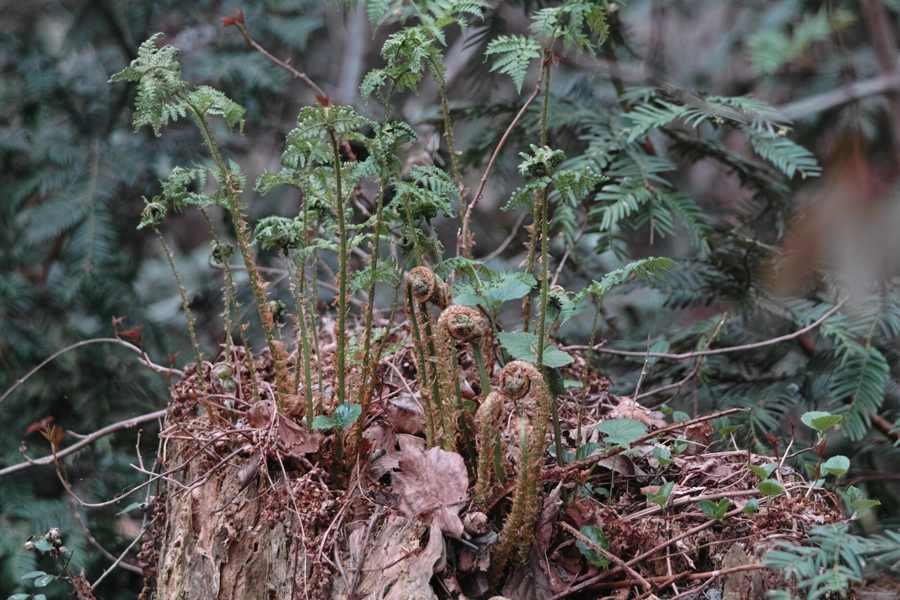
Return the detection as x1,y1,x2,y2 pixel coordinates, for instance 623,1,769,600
484,35,541,93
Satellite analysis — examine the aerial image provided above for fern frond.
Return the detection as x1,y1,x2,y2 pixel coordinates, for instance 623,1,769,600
484,35,541,94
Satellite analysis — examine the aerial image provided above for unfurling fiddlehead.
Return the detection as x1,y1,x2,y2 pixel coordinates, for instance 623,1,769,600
437,305,490,462
489,361,551,583
474,391,505,506
405,267,450,448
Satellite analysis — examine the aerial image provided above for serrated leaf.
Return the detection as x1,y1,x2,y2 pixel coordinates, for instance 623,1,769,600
576,525,610,568
595,418,647,447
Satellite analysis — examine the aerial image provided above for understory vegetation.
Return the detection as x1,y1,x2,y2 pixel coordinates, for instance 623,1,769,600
3,1,900,599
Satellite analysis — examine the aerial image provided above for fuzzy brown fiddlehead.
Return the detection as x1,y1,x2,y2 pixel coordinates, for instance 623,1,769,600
474,391,505,506
405,268,450,447
489,361,551,583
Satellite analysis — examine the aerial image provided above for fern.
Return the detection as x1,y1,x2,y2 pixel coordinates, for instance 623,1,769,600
484,35,541,94
108,33,187,136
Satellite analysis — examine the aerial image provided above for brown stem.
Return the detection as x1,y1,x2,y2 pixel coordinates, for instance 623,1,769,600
458,71,546,257
234,23,326,98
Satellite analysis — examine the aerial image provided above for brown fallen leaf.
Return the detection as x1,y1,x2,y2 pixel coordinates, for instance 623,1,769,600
247,400,321,457
393,446,468,538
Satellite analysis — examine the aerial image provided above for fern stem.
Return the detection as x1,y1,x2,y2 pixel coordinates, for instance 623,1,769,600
436,78,461,183
286,250,315,428
577,300,601,459
328,129,349,410
407,286,436,445
184,99,290,400
472,344,491,398
521,60,553,330
153,226,204,388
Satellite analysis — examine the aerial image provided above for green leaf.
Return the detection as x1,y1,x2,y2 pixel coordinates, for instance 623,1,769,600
117,502,143,515
718,424,742,437
595,418,648,447
484,35,541,94
648,481,675,507
576,525,610,568
646,340,669,365
9,595,31,600
671,411,690,423
822,455,850,478
496,331,573,367
333,403,362,429
698,498,730,520
742,498,759,514
652,446,673,467
801,411,842,433
577,442,603,461
311,415,336,430
757,479,784,497
750,463,778,479
34,574,56,588
20,571,46,580
846,487,881,515
32,539,53,552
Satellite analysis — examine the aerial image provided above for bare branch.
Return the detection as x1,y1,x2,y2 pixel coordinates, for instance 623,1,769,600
564,300,845,361
1,338,182,406
458,71,546,257
233,23,326,99
0,409,168,478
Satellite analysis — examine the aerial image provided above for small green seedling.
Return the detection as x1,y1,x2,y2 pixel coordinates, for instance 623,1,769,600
312,402,362,469
757,479,784,499
698,498,730,521
576,525,611,568
648,481,675,507
653,446,673,467
672,437,689,455
844,486,881,519
742,498,759,515
750,462,778,480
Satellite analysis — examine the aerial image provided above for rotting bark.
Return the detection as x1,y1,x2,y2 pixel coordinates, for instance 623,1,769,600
152,430,333,600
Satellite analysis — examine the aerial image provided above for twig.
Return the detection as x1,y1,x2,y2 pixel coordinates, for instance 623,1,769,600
549,507,753,599
91,515,157,588
233,23,326,98
0,409,168,478
68,498,143,574
458,72,546,256
559,522,651,591
1,339,181,406
776,71,900,119
635,312,727,402
563,300,845,360
482,212,527,263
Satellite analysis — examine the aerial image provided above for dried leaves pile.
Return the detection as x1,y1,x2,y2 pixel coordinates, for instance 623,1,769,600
158,329,843,600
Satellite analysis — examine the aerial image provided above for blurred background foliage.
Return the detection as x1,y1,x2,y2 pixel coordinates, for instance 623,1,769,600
3,0,900,597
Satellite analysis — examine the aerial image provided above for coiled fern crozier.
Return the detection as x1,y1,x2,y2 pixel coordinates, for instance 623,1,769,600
489,361,551,582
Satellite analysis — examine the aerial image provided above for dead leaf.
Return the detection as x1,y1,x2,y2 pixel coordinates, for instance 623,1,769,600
247,400,321,457
387,392,425,434
393,446,468,538
607,399,667,429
